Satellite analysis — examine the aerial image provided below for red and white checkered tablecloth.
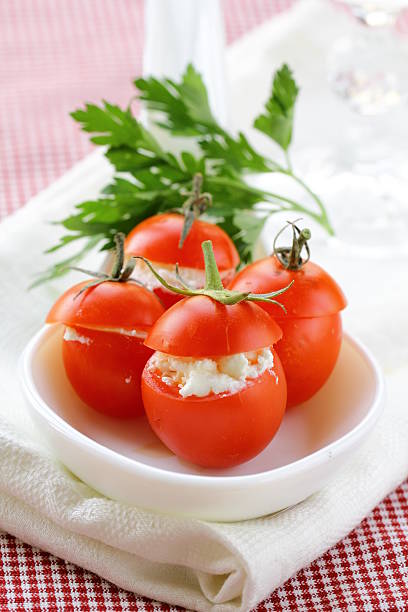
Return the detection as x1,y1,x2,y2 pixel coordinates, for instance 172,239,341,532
1,1,408,610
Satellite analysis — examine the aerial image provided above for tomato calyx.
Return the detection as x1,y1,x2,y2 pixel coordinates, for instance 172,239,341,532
70,233,142,298
178,173,212,249
134,240,293,310
273,220,311,271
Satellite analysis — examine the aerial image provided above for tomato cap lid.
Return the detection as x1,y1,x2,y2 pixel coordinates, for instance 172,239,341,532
46,281,165,331
230,257,347,318
144,294,282,357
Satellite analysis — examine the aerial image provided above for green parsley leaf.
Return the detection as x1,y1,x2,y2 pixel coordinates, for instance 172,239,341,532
71,102,141,147
200,132,275,174
253,64,299,151
35,63,333,287
135,63,220,136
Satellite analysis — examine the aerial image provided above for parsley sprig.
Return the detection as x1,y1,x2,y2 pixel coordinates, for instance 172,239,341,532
36,63,333,286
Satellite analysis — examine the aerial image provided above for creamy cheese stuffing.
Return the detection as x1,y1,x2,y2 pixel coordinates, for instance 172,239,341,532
148,347,276,398
63,327,91,345
63,326,147,342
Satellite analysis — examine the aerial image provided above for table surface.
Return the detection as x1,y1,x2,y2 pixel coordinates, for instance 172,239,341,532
1,0,408,610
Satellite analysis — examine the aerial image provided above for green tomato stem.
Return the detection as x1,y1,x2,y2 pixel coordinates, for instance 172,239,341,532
134,241,292,308
179,173,213,248
202,240,224,291
132,256,192,297
110,232,125,278
273,221,311,270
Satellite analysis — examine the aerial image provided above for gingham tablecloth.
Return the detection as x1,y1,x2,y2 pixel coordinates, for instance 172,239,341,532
1,1,408,610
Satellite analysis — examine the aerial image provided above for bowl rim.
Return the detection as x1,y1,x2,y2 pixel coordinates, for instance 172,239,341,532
19,324,385,488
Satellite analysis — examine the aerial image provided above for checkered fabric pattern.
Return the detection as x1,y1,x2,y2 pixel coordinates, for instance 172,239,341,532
1,480,408,611
2,0,408,610
0,0,292,219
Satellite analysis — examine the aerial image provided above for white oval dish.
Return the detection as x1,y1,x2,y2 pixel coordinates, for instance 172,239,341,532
20,325,384,522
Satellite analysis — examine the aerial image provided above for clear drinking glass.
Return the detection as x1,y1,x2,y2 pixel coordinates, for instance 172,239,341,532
322,0,408,256
143,0,227,127
328,1,408,115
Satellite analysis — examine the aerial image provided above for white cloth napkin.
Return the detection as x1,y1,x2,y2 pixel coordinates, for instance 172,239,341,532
1,2,408,610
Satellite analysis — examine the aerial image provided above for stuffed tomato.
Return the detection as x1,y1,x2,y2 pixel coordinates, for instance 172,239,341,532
138,240,290,468
124,174,239,309
229,222,347,408
46,234,164,418
125,213,239,309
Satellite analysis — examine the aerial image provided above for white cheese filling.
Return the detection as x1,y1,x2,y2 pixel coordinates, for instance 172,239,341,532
131,258,231,291
63,326,147,343
63,327,91,345
148,347,277,398
99,327,148,338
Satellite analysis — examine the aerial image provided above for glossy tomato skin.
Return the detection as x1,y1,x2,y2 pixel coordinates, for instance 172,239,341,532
62,326,154,418
229,256,347,407
275,313,342,407
229,257,346,319
142,352,287,468
125,213,240,271
47,281,164,332
144,294,283,357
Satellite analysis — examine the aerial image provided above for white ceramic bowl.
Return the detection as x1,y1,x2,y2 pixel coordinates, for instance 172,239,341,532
20,325,384,522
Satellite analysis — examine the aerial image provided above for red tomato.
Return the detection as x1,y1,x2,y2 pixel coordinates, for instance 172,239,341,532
229,257,347,408
141,294,287,468
142,359,286,469
125,213,239,308
47,280,165,417
62,326,153,418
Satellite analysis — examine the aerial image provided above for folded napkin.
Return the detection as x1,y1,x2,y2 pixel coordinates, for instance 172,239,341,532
1,2,408,610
